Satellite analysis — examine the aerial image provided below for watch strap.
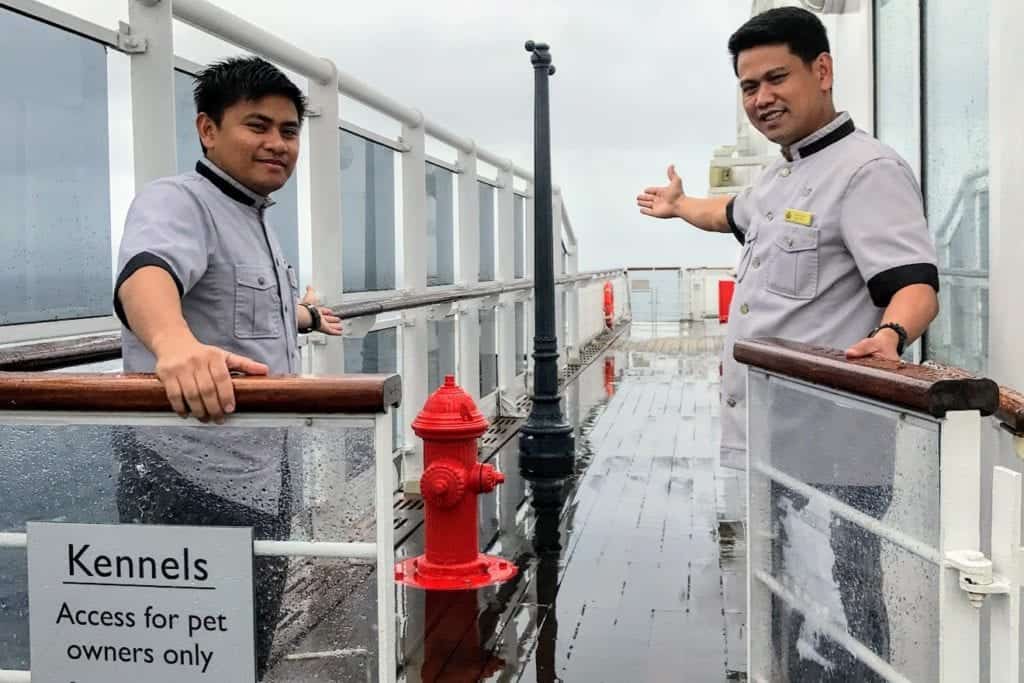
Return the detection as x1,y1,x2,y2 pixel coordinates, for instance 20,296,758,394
869,322,908,355
299,303,321,334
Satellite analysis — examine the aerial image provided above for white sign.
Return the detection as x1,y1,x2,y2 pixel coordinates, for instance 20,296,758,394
27,522,255,683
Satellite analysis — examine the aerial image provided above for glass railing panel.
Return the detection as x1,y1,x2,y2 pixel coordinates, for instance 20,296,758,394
427,316,456,392
627,269,683,324
341,130,397,292
515,301,526,375
425,163,454,287
514,194,525,279
0,410,391,679
1,8,113,325
345,328,400,451
478,182,496,282
923,0,991,374
479,306,498,397
748,368,943,682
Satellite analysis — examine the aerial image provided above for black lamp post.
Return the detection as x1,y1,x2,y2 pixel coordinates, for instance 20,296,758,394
519,40,575,481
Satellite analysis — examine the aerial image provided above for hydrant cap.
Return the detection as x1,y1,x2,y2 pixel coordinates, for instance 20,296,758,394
412,375,489,439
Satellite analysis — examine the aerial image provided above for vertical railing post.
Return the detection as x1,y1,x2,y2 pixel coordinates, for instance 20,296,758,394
552,187,566,365
457,145,482,401
307,62,344,375
127,0,176,187
519,41,574,481
991,465,1022,683
400,116,429,484
939,410,983,682
524,181,536,378
566,244,580,362
497,163,517,397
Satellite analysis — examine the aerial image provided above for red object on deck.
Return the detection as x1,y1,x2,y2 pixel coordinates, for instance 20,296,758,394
718,279,735,324
604,356,616,397
603,281,615,328
395,375,518,591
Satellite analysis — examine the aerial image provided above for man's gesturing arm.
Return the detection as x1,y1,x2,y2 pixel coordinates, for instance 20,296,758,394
636,164,733,233
118,267,267,423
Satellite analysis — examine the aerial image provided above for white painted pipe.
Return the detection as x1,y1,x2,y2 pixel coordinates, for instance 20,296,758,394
337,72,422,129
424,119,474,155
170,0,334,84
755,571,911,683
476,146,512,172
0,670,30,683
252,540,377,560
3,533,375,560
754,461,943,565
0,533,26,549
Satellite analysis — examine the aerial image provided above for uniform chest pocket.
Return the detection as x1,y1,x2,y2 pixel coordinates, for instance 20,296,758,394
234,265,282,339
766,226,819,299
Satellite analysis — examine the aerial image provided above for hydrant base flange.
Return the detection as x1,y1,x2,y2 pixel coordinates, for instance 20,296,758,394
394,553,518,591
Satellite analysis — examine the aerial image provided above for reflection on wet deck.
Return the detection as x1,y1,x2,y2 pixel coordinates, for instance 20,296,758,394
266,321,746,682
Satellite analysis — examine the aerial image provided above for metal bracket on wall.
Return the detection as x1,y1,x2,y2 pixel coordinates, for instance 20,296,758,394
944,549,1011,609
116,21,148,53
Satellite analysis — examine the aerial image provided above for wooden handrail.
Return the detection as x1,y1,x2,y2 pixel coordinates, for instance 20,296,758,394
913,361,1024,435
0,372,401,414
734,338,999,418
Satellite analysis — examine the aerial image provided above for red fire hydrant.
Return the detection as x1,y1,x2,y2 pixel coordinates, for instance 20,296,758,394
394,375,519,590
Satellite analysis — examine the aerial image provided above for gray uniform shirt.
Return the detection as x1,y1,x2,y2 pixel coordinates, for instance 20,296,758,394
721,113,939,469
114,157,301,513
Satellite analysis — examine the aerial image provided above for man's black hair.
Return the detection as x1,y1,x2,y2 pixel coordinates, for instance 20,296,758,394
727,7,831,76
193,56,307,127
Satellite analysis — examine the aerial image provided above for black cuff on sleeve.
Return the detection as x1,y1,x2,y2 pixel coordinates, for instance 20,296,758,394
726,198,745,246
866,263,940,307
113,252,184,331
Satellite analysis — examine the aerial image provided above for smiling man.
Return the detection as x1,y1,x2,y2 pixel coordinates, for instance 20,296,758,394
116,57,341,416
637,8,939,679
113,57,341,678
637,7,939,467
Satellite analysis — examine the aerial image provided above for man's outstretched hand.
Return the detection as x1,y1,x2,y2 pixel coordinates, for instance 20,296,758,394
637,164,686,219
153,333,268,424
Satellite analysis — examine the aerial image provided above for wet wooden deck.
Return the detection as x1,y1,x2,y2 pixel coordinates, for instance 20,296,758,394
266,321,746,682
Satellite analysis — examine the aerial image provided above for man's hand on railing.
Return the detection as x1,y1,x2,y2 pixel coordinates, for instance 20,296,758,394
845,329,901,362
152,332,268,423
299,286,343,335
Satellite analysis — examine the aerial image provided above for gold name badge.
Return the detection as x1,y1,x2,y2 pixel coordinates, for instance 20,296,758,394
784,209,814,227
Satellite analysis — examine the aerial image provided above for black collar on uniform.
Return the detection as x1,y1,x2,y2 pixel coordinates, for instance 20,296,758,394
194,158,275,209
785,112,856,161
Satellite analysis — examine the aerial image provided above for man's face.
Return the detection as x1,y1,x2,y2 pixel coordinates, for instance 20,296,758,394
737,44,833,148
197,95,300,196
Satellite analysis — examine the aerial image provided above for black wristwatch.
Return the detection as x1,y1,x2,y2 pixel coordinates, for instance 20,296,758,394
298,303,322,334
868,322,908,355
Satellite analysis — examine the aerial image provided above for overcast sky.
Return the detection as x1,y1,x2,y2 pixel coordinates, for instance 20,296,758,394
54,0,752,272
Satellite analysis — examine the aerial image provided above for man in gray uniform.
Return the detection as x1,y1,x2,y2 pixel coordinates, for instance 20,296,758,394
113,57,340,677
637,8,939,680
